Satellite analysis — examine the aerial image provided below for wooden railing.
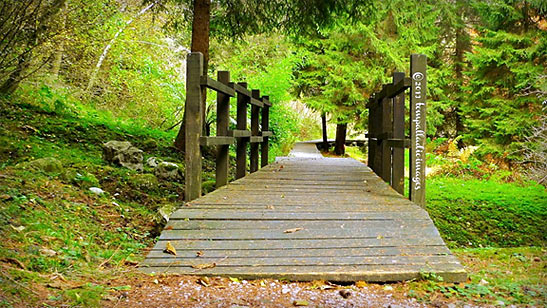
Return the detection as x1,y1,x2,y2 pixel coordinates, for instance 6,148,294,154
367,54,427,206
184,52,273,201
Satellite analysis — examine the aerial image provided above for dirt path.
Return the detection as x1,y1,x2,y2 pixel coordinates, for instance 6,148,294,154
102,274,473,308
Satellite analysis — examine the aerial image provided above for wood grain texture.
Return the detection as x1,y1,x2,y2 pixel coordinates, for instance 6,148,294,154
144,142,465,282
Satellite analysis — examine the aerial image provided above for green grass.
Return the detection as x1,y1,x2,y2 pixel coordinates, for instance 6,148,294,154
427,177,547,248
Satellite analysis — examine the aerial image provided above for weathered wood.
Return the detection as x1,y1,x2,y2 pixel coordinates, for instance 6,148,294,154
410,54,427,207
184,52,203,202
146,143,464,282
262,96,272,107
249,136,263,143
200,75,235,97
392,72,405,194
250,97,264,108
235,82,248,180
230,82,251,97
386,139,410,148
215,71,230,188
380,97,391,183
200,136,234,146
261,95,270,167
229,129,251,137
250,89,260,173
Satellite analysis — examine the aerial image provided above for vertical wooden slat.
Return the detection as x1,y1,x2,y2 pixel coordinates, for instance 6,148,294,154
261,95,270,167
392,72,405,194
410,54,427,207
373,103,382,174
250,89,260,173
380,95,392,183
184,52,204,202
235,82,248,180
367,98,375,172
215,71,230,188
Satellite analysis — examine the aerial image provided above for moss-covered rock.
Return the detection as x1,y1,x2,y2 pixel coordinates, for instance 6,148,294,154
130,173,159,191
27,157,63,173
63,169,99,189
154,162,183,181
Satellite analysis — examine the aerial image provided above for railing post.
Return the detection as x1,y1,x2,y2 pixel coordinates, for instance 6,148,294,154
250,89,260,173
261,95,270,167
410,54,427,207
216,71,230,188
184,52,204,202
235,82,248,179
367,98,377,172
392,72,405,194
380,95,392,183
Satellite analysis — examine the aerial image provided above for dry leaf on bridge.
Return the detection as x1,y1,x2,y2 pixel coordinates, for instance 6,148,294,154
163,241,177,256
284,227,303,233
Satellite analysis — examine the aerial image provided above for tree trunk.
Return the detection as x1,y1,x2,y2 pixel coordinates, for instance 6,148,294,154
86,0,158,92
321,113,328,151
174,0,211,151
334,123,347,155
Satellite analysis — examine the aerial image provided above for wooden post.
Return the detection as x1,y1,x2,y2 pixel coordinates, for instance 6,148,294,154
373,103,382,173
235,82,248,179
215,71,230,188
250,89,260,173
368,100,377,172
410,54,427,207
261,95,270,167
392,72,405,194
380,95,392,183
184,52,204,201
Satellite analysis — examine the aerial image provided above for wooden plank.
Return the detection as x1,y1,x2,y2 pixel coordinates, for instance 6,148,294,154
262,96,272,107
164,219,433,231
230,82,251,97
143,255,461,268
152,237,447,250
229,129,251,137
216,71,230,188
250,89,260,173
250,97,264,107
410,54,427,207
147,245,451,257
386,139,410,148
236,82,248,180
260,131,273,137
140,264,466,283
184,52,203,201
169,210,427,220
158,226,440,240
200,136,235,146
392,72,405,194
200,75,235,97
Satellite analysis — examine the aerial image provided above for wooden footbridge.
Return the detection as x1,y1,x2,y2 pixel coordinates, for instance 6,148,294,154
141,53,466,282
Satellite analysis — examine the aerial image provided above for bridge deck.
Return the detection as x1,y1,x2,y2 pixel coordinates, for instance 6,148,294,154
141,143,466,282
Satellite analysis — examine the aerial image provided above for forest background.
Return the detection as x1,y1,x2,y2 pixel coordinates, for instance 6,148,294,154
0,0,545,307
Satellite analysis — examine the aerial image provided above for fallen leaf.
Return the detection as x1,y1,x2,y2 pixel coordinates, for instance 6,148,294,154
355,281,367,288
284,227,303,234
376,235,384,239
266,205,275,209
10,225,25,232
260,280,266,287
196,251,204,257
229,277,241,283
197,277,210,287
165,225,174,230
383,285,393,291
163,242,177,256
39,248,57,257
293,300,308,306
191,263,216,270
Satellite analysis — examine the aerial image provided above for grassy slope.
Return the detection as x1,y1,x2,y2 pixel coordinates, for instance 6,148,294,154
0,98,214,306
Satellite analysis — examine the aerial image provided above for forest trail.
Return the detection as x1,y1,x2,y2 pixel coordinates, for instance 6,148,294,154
141,142,466,282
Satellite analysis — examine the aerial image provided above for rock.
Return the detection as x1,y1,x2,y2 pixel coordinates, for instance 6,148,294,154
63,170,99,189
495,300,505,306
39,248,57,257
339,289,351,298
103,141,143,171
89,187,105,195
130,173,158,191
157,203,177,223
28,157,63,173
154,162,183,181
142,138,158,150
146,157,162,168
